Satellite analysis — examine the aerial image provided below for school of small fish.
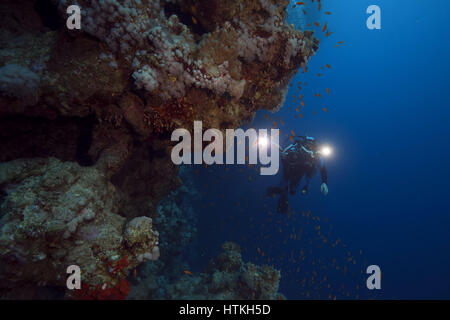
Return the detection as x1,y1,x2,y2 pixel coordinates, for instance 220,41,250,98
190,0,365,300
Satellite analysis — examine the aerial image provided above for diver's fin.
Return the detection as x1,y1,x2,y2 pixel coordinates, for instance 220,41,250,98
266,186,283,197
277,191,289,214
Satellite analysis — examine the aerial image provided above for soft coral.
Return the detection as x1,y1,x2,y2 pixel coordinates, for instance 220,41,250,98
74,279,130,300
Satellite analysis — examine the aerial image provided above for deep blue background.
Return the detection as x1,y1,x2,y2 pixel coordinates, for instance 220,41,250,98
189,0,450,299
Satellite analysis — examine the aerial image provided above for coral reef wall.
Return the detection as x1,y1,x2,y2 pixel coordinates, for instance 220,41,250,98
129,242,283,300
0,0,318,298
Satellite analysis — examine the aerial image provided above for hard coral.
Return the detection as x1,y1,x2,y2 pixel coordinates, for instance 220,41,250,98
0,158,159,290
0,0,318,298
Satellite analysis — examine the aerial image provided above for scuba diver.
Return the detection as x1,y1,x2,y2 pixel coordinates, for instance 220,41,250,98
267,136,329,214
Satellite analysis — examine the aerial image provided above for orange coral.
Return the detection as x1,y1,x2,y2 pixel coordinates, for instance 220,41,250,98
144,97,195,134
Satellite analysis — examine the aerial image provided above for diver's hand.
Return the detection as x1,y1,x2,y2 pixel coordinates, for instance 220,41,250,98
320,183,328,196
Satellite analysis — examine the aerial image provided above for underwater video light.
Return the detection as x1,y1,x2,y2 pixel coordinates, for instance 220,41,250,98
319,145,332,157
258,136,269,148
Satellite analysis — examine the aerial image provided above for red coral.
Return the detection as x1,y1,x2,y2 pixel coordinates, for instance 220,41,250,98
109,255,129,275
73,279,130,300
72,256,131,300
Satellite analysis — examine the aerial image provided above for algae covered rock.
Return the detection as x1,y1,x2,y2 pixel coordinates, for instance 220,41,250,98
131,241,282,300
0,157,159,289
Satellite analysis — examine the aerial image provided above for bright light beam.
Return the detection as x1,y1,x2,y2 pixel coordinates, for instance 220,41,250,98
320,145,332,157
258,136,268,148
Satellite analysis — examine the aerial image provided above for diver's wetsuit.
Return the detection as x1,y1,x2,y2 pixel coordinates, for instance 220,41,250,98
267,136,327,213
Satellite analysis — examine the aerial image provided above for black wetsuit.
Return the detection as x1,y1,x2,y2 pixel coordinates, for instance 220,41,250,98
267,137,327,213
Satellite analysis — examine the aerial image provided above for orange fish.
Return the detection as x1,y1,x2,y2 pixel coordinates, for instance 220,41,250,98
299,113,304,118
325,64,331,69
296,1,304,4
291,130,296,136
296,107,300,112
306,23,312,27
322,23,327,32
317,73,323,77
323,107,328,113
300,101,305,107
184,270,192,275
338,41,345,44
273,121,277,128
302,67,308,73
303,9,307,15
289,136,294,142
265,114,269,120
334,44,340,48
318,3,321,10
326,88,330,95
191,17,198,25
314,22,320,27
325,31,333,37
325,11,332,15
299,94,303,100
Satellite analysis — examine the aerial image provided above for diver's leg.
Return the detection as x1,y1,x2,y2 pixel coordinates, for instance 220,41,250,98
277,190,289,214
267,163,287,197
301,171,313,194
266,186,283,197
290,171,304,195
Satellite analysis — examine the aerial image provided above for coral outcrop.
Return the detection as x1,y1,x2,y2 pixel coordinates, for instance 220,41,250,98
0,0,318,298
1,0,318,130
129,242,282,300
0,157,159,291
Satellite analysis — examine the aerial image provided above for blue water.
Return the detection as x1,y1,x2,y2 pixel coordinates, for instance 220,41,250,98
192,0,450,299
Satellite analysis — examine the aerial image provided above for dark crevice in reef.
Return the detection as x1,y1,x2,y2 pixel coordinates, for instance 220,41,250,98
34,0,61,31
75,115,96,166
0,188,6,213
164,2,207,37
0,115,95,166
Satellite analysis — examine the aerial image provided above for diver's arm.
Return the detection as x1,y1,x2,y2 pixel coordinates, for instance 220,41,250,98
320,165,328,184
319,157,328,196
318,157,327,183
